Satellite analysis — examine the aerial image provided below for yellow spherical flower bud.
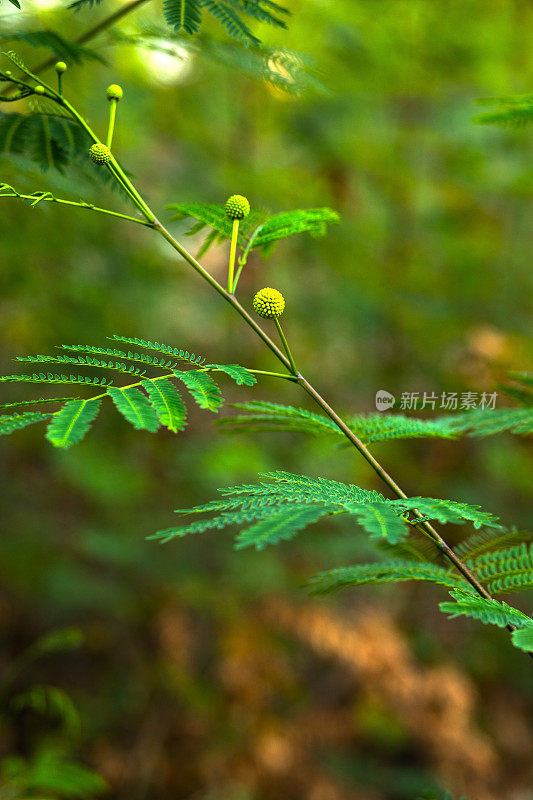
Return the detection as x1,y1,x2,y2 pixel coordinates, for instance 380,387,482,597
106,84,123,101
89,142,111,165
55,61,67,74
34,85,45,95
253,287,285,319
225,194,250,220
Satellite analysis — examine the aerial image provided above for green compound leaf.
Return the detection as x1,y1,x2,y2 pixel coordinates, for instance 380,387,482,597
0,411,52,435
453,528,532,561
168,203,339,260
0,397,77,411
0,111,86,173
173,369,223,412
110,335,205,365
218,402,533,441
341,502,409,544
107,386,159,432
474,94,533,127
511,626,533,653
307,560,468,595
0,373,111,386
207,363,256,386
142,378,187,433
388,497,501,530
163,0,203,34
235,504,329,550
45,397,101,449
468,543,533,595
0,30,105,65
439,589,533,628
17,354,149,378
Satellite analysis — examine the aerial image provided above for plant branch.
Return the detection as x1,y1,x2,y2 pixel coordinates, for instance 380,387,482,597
11,86,524,647
0,186,153,226
0,0,151,98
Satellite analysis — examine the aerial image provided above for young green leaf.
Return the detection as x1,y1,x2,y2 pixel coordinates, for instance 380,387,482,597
439,589,533,628
342,502,408,544
307,560,468,595
142,378,187,433
173,369,223,412
46,397,101,448
511,626,533,653
235,504,328,550
0,411,51,435
107,387,159,432
207,363,256,386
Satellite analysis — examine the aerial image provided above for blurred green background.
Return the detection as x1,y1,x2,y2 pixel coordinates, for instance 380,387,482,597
0,0,532,798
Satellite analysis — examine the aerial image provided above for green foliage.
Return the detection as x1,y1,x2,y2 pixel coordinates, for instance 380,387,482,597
446,408,533,436
467,543,533,595
511,626,533,653
0,30,105,64
207,363,257,386
475,94,533,127
499,372,533,407
439,589,533,629
0,747,108,798
45,397,102,448
154,471,500,549
168,202,339,261
219,401,533,441
141,378,187,433
453,527,532,561
235,504,329,550
110,335,206,365
163,0,289,46
68,0,104,11
107,386,161,432
307,560,468,595
0,410,53,435
0,110,86,172
18,353,150,378
12,685,81,736
0,372,112,386
341,501,410,545
219,400,339,435
0,338,255,445
163,0,205,35
173,369,224,411
387,497,501,530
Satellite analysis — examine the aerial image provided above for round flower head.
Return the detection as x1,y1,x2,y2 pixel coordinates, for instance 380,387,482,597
225,194,250,220
55,61,67,74
106,84,123,101
89,142,111,165
253,287,285,319
34,85,45,95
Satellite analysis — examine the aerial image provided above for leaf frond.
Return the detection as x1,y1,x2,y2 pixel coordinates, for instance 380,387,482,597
107,386,160,432
453,527,532,561
141,378,187,433
468,543,533,595
439,589,533,628
45,397,101,448
173,369,223,412
109,335,205,365
307,560,468,595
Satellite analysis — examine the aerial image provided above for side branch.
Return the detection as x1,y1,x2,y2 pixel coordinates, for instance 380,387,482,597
0,185,153,227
